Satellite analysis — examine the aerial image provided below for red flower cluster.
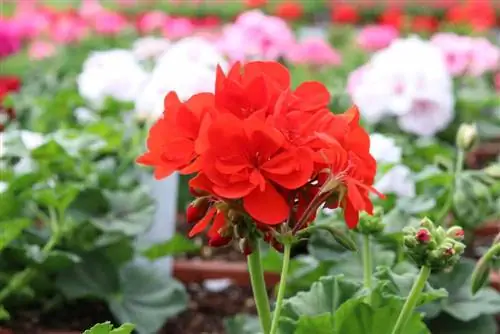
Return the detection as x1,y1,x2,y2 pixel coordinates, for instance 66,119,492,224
0,76,20,132
138,61,381,250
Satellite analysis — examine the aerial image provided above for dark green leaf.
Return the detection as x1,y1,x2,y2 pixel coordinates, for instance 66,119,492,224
294,314,333,334
427,313,497,334
142,234,200,260
0,219,31,252
0,305,10,321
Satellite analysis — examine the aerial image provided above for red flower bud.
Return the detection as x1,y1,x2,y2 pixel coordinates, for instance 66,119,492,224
186,198,210,224
454,229,465,239
208,234,232,247
416,228,431,244
444,247,455,257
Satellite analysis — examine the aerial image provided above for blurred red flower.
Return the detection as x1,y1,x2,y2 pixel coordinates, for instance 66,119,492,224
411,15,439,33
330,4,359,24
380,7,404,30
245,0,267,8
275,1,303,20
446,0,496,31
0,76,20,131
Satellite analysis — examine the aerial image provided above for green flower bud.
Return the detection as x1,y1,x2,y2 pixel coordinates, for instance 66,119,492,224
484,164,500,179
404,235,418,248
420,217,435,232
356,208,385,235
456,123,478,152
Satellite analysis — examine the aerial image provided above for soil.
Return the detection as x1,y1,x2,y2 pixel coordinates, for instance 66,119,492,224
162,283,261,334
1,284,261,334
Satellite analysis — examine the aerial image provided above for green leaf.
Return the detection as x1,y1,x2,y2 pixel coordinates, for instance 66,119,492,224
396,196,436,214
374,267,448,307
280,275,363,323
0,305,10,321
31,183,81,213
332,297,429,334
109,261,188,334
56,253,120,298
57,254,188,334
429,259,500,321
0,219,31,252
142,234,200,260
91,187,155,237
294,314,333,334
427,313,497,334
224,314,262,334
83,321,135,334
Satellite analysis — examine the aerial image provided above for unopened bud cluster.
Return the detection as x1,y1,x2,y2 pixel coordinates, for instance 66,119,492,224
403,217,465,271
355,208,385,235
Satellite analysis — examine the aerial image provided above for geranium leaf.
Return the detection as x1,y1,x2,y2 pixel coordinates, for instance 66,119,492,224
0,219,31,252
224,314,262,334
142,233,200,260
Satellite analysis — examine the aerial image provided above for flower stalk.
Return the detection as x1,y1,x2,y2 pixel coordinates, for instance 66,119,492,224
247,241,272,334
269,241,292,334
391,265,431,334
362,234,373,290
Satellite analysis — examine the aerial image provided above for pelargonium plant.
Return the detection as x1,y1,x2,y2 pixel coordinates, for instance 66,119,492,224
137,61,466,334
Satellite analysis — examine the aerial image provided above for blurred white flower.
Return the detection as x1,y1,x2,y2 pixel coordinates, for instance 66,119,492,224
0,181,7,193
134,37,227,120
375,165,416,198
350,36,454,137
369,133,402,164
20,130,44,150
132,36,170,60
1,130,45,174
77,49,149,108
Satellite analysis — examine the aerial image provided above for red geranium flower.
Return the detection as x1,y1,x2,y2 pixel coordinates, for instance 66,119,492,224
380,7,404,30
276,1,304,21
330,4,359,24
0,76,21,131
411,16,439,33
138,61,381,250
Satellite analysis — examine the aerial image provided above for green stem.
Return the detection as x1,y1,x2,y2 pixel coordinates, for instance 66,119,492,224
391,266,431,334
0,210,61,304
270,242,292,334
362,234,372,290
435,149,464,224
247,242,272,334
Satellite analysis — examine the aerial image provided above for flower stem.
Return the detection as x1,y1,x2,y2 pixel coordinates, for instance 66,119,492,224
391,266,431,334
270,242,292,334
436,149,464,224
247,241,272,334
362,234,372,290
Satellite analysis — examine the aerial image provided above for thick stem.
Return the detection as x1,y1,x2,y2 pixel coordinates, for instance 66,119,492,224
247,242,272,334
391,266,431,334
362,234,372,290
436,149,464,224
270,242,292,334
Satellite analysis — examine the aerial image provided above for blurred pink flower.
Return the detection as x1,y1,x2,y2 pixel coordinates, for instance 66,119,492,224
28,40,56,60
162,17,195,39
356,25,398,52
8,11,51,39
50,15,88,44
92,11,128,35
468,37,499,77
431,33,499,77
79,0,104,19
287,38,342,66
137,11,168,34
216,10,295,62
0,20,21,59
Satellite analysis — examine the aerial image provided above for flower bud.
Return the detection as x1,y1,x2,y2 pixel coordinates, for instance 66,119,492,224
186,197,210,224
317,225,358,251
471,257,491,295
404,235,418,248
239,238,252,255
208,234,232,247
416,228,431,244
356,208,385,235
446,226,465,241
420,217,435,231
456,123,478,152
484,164,500,179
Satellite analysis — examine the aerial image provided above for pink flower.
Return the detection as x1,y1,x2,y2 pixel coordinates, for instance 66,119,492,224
137,11,168,34
8,11,51,39
356,25,398,52
468,38,499,77
287,38,342,66
430,33,471,76
431,33,499,77
28,40,56,60
216,10,295,62
50,15,88,44
79,0,104,20
0,20,21,59
91,11,128,35
162,17,195,39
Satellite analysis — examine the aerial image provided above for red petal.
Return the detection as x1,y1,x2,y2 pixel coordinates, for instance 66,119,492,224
343,200,359,229
188,207,216,237
244,61,290,89
294,81,330,111
207,211,226,238
212,181,255,199
243,183,289,225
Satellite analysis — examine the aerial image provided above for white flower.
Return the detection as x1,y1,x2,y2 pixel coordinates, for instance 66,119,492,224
369,133,402,164
1,130,45,174
134,37,228,120
78,49,149,109
351,36,455,137
20,130,44,150
132,36,171,60
375,165,416,198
